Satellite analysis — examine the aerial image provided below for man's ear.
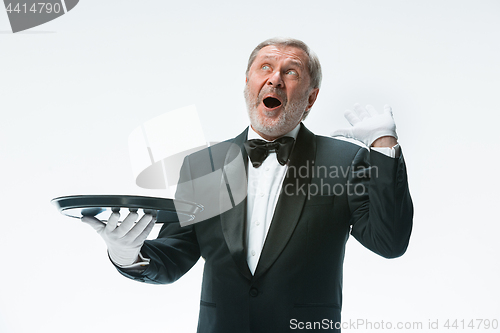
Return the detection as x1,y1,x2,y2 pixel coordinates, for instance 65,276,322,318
307,88,320,110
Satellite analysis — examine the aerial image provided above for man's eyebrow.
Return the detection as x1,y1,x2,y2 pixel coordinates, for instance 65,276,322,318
259,55,305,69
285,59,304,69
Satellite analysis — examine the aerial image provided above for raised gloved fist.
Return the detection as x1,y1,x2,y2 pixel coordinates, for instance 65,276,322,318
81,211,156,266
331,104,398,147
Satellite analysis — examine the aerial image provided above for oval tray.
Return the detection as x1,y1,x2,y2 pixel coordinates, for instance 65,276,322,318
51,195,203,224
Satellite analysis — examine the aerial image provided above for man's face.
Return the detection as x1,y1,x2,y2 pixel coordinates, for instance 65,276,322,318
244,45,319,140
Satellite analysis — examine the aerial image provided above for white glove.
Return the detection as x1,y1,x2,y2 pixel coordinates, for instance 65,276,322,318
81,211,156,266
331,103,398,147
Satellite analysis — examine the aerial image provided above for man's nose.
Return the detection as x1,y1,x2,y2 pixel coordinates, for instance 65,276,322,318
267,70,284,88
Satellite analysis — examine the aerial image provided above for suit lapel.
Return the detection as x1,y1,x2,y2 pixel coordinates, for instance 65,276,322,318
253,124,316,280
219,128,253,281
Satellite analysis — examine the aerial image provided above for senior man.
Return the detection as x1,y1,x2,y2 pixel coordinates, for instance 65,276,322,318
83,37,413,332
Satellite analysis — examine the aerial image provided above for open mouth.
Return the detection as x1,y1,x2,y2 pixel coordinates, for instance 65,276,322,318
263,97,282,109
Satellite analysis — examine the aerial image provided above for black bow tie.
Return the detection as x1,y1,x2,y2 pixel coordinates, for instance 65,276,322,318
243,137,295,168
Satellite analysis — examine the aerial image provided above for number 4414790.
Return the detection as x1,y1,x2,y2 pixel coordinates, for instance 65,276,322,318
5,2,62,14
444,319,498,330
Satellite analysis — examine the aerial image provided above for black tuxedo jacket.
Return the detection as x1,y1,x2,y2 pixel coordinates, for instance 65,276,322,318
117,124,413,332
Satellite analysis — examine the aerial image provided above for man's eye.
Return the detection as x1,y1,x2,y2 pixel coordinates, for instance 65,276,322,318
261,65,271,71
286,70,298,76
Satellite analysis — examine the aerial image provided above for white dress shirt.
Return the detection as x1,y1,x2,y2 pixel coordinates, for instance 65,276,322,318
245,124,301,275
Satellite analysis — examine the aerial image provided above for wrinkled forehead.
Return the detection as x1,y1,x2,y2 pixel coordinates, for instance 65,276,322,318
253,45,309,69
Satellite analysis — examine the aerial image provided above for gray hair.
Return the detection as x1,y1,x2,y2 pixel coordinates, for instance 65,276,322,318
245,37,322,90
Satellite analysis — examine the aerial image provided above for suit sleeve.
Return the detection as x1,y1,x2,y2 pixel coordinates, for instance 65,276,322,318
115,156,201,284
348,147,413,258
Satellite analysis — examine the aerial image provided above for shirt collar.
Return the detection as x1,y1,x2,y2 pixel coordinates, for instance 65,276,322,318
247,123,301,142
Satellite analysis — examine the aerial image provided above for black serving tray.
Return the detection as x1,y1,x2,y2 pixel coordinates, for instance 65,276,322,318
51,195,203,224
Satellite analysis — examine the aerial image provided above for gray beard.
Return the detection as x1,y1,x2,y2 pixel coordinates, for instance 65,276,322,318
244,85,309,138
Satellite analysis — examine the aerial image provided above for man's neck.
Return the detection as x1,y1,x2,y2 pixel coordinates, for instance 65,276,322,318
249,123,301,142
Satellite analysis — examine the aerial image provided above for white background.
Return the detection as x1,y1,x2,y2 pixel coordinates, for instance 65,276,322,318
1,1,499,332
